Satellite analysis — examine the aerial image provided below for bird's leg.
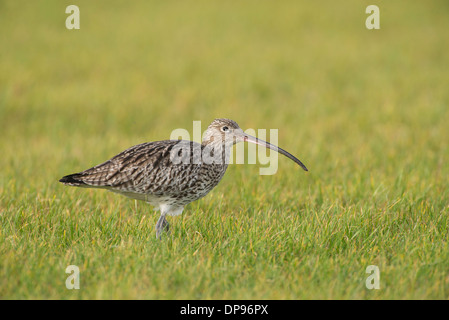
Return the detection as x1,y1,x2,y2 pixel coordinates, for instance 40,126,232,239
155,213,170,239
162,216,170,234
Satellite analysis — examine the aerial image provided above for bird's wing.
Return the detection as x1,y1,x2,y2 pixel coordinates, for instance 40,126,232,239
72,140,203,195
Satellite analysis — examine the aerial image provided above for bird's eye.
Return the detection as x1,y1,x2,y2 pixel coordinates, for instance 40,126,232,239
222,126,229,132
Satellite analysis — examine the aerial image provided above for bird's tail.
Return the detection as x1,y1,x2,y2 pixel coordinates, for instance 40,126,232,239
59,173,87,186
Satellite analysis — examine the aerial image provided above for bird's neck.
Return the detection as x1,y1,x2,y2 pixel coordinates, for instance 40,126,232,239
201,141,232,166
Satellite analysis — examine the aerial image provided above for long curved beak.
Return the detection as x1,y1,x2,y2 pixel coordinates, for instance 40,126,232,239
241,133,308,171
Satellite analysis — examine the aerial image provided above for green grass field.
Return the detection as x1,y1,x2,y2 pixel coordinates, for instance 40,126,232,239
1,0,448,299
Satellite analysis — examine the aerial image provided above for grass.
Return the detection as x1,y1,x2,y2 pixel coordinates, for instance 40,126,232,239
1,0,449,299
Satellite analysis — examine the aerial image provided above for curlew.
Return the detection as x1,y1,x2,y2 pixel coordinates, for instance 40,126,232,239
59,119,308,238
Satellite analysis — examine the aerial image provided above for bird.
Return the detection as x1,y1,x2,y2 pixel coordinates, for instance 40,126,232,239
59,118,308,238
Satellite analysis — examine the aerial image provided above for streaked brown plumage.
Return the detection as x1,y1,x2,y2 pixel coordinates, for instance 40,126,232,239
60,119,308,238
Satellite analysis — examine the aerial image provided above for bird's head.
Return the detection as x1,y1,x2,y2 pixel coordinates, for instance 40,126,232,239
202,118,308,171
202,118,243,147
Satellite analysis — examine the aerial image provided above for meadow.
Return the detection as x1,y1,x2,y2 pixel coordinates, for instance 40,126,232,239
0,0,448,299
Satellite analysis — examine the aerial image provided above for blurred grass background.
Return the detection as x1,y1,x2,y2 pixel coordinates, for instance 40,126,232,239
0,0,448,299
